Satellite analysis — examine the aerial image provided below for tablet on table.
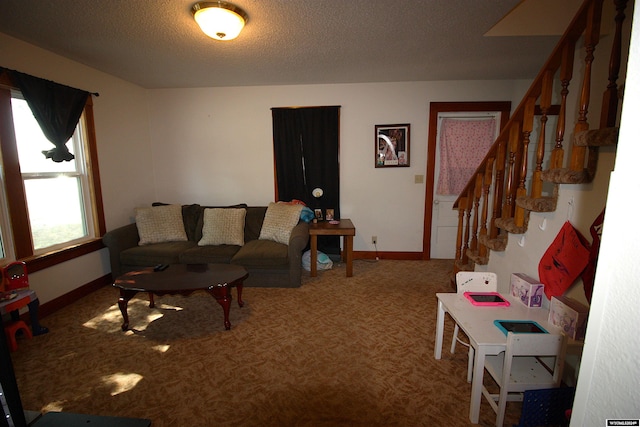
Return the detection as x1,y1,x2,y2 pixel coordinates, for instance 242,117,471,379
493,319,548,335
464,291,510,306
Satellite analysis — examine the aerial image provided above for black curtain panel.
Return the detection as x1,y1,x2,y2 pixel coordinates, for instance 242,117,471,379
272,108,307,200
9,69,90,162
272,106,341,254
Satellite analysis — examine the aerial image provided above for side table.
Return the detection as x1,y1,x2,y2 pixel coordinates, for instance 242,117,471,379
309,219,356,277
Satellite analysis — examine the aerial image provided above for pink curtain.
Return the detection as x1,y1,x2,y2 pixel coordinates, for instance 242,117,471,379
436,118,496,195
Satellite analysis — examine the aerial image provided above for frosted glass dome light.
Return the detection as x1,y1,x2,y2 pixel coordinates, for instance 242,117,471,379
192,2,248,41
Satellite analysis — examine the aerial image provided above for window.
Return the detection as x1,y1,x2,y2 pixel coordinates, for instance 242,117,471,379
0,80,105,272
0,172,14,263
11,96,95,252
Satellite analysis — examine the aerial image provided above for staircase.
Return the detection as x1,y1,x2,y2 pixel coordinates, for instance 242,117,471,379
453,0,631,275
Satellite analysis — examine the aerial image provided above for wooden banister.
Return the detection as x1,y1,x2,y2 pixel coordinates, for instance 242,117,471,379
550,42,575,169
451,0,629,271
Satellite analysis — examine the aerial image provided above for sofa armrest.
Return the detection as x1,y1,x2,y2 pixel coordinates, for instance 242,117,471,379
289,221,309,256
288,220,310,265
102,223,139,278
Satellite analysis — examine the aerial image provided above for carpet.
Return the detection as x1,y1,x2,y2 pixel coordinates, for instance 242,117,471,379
11,259,522,426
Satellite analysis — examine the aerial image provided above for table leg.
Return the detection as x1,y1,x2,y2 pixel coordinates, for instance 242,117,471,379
434,300,445,359
235,282,244,307
27,298,49,335
310,234,318,277
208,283,232,330
117,289,138,331
344,235,353,277
469,346,486,424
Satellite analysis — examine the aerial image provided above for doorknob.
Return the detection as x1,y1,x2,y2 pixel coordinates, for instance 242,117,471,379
434,200,440,205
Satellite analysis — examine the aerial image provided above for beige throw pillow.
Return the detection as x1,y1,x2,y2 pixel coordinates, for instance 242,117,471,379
259,202,303,245
198,208,246,246
135,204,188,245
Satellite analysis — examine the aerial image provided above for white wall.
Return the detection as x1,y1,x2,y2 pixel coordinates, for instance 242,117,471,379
571,4,640,423
0,33,154,303
484,15,626,307
1,30,531,303
147,80,529,253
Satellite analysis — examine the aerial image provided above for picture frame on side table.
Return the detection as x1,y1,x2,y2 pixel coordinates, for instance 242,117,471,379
314,209,323,221
375,123,410,168
325,209,334,221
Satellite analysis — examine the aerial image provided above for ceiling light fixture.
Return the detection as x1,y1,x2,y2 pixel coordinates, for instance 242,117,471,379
192,1,248,41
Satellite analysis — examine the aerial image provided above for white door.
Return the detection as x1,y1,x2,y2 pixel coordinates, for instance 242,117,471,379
430,112,501,258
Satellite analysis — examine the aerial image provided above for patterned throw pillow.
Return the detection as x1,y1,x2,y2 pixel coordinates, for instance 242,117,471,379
135,204,188,245
198,208,246,246
259,202,303,245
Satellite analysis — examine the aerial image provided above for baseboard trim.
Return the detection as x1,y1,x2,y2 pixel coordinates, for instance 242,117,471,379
39,274,112,320
354,251,424,260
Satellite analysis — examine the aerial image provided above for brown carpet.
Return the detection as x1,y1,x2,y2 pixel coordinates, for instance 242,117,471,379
11,259,522,426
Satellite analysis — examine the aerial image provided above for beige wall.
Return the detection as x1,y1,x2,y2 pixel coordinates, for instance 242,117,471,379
146,80,530,253
0,33,153,302
571,4,640,422
1,31,531,302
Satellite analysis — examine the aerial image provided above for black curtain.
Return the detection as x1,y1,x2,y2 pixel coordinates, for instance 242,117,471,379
272,106,340,254
5,68,90,162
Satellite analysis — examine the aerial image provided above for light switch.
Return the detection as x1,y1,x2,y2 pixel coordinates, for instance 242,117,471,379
414,174,424,184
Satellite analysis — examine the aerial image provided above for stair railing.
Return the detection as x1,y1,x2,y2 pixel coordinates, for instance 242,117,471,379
452,0,629,271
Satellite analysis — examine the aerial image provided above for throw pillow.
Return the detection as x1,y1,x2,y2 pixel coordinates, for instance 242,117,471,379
198,208,246,246
135,204,188,245
259,202,303,245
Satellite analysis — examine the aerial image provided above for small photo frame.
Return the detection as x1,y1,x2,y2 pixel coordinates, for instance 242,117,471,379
314,209,323,221
376,123,410,168
325,209,335,221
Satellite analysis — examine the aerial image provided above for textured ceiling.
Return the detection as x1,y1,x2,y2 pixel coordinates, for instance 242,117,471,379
0,0,568,89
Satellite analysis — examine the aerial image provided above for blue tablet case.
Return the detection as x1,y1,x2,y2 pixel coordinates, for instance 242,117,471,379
494,319,548,335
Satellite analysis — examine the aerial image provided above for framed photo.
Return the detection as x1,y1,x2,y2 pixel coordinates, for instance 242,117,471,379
375,123,410,168
314,209,323,221
325,209,334,221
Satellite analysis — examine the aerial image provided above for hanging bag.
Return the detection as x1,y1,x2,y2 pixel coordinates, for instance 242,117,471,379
538,221,590,299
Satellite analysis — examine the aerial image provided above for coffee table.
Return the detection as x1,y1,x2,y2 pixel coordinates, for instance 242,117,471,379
112,264,248,331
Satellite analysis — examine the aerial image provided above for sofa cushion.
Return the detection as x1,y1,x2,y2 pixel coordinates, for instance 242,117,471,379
153,202,202,242
120,241,196,266
231,239,289,268
179,245,241,264
244,206,268,242
259,202,303,245
135,204,188,245
194,204,248,242
198,208,246,246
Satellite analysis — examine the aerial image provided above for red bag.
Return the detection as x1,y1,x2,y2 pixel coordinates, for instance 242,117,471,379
582,209,605,303
538,221,590,299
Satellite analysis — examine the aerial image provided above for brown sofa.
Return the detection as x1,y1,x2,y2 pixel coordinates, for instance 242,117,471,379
102,203,310,288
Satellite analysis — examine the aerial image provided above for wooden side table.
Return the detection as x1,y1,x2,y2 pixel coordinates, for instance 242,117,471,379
309,219,356,277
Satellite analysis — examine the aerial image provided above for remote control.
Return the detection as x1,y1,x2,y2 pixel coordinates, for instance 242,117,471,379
153,264,169,272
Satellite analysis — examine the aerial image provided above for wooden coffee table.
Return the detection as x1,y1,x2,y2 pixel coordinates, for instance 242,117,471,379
112,264,248,331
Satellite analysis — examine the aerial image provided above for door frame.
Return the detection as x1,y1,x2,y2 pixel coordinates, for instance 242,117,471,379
422,101,511,260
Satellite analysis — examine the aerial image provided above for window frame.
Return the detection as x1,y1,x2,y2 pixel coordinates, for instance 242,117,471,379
0,75,106,273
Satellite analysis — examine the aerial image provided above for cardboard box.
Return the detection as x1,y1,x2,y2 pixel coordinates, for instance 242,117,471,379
548,296,589,340
510,273,545,307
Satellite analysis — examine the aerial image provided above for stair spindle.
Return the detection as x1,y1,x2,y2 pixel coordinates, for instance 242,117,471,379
570,0,603,171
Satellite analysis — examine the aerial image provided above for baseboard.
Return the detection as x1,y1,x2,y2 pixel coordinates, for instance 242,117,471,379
38,274,112,320
354,251,424,260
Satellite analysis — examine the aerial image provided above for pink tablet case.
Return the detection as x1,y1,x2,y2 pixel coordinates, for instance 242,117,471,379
464,291,510,306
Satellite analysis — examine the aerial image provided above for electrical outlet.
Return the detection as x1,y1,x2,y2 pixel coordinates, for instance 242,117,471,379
372,236,377,245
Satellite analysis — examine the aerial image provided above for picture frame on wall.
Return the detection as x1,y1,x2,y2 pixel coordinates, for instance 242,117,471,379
375,123,410,168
